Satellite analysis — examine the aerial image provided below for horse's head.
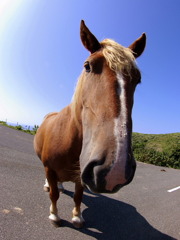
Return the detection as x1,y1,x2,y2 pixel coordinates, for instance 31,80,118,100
73,20,146,193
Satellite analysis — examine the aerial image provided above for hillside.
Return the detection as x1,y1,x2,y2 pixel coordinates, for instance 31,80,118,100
132,132,180,169
0,121,37,135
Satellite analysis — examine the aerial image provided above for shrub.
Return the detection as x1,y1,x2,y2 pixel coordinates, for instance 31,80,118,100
132,133,180,169
15,125,23,131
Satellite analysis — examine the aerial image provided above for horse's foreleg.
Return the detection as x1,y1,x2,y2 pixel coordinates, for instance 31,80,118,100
44,178,50,192
72,182,84,228
45,168,61,223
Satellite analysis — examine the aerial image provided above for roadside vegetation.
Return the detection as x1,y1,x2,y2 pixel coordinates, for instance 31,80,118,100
132,132,180,169
0,120,39,135
0,120,179,169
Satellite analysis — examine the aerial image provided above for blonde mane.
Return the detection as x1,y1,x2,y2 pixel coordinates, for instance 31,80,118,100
71,39,137,128
101,39,136,74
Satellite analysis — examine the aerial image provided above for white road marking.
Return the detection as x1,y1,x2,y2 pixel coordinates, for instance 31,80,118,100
13,207,24,215
167,186,180,193
2,207,24,215
2,209,10,214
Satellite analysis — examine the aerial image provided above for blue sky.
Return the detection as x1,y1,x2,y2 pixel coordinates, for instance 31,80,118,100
0,0,179,134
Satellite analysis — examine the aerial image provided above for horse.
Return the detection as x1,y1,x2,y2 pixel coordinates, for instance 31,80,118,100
34,20,146,228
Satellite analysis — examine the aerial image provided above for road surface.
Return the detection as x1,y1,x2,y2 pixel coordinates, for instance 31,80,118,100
0,125,179,240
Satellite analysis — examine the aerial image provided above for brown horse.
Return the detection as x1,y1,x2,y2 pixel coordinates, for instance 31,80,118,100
34,20,146,228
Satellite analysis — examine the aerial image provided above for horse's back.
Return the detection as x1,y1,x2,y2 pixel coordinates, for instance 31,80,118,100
34,111,58,159
34,106,71,159
34,105,82,181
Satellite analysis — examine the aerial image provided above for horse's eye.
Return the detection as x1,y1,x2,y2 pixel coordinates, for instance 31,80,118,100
84,62,91,72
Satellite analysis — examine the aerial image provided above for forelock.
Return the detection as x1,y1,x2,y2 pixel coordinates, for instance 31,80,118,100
101,39,136,75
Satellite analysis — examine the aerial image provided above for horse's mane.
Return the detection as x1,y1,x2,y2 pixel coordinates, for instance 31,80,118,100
101,39,136,73
71,39,137,128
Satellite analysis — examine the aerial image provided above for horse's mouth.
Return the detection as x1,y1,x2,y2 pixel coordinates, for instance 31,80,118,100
81,158,136,194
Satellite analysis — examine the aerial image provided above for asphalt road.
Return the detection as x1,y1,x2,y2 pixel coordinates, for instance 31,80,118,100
0,125,179,240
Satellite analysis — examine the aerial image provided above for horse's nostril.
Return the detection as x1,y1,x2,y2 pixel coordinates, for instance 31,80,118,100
81,160,97,186
81,158,108,193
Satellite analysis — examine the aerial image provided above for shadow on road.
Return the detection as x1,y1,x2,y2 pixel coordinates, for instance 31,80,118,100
60,189,176,240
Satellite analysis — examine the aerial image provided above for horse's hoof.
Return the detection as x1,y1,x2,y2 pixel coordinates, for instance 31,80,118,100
49,214,61,227
44,186,50,192
49,214,61,224
72,216,85,229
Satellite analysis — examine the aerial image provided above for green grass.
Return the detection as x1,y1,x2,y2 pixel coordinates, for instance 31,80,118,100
0,121,38,135
132,132,180,169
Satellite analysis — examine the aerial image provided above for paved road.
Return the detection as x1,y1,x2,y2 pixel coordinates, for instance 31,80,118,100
0,125,179,240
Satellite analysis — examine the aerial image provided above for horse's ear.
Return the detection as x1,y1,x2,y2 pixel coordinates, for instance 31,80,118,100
128,33,146,58
80,20,101,54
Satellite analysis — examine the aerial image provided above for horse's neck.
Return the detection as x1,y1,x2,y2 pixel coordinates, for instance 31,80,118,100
63,104,83,147
64,104,82,160
68,102,82,134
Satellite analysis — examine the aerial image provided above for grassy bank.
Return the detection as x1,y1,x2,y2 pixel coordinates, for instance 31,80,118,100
132,132,180,169
0,121,38,135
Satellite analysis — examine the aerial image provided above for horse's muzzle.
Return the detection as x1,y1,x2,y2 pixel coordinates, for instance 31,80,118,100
81,157,136,193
